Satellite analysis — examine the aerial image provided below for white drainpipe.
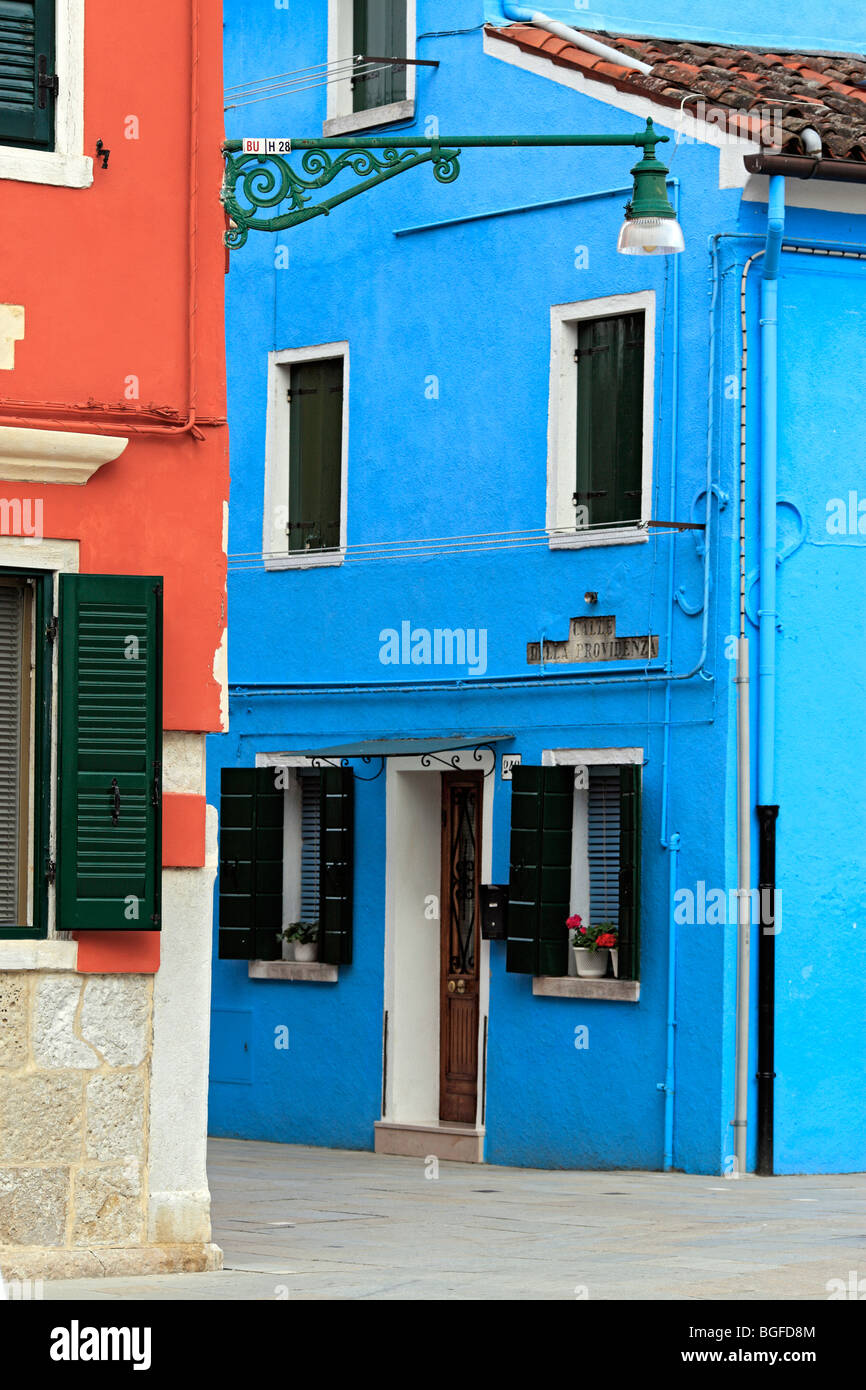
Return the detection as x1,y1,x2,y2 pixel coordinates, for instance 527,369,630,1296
500,5,654,75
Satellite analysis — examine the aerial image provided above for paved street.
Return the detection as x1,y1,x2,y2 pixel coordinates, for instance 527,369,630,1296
37,1138,866,1300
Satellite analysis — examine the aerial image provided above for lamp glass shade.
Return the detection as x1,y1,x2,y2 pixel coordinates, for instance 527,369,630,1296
617,215,685,256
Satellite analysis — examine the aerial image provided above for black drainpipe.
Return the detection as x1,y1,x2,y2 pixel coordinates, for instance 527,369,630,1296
756,804,779,1175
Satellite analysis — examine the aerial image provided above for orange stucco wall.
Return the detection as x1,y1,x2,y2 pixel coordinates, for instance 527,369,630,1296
0,0,229,733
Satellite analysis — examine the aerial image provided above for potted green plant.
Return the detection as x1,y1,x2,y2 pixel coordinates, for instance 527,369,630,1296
292,920,320,963
279,924,298,961
566,915,618,979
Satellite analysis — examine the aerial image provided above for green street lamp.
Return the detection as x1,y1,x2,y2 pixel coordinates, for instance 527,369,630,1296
222,117,683,254
618,146,684,255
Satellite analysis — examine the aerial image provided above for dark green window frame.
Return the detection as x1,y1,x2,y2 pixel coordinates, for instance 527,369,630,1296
506,762,641,981
286,355,344,556
574,309,646,531
0,567,53,940
0,0,58,151
352,0,408,113
218,764,354,966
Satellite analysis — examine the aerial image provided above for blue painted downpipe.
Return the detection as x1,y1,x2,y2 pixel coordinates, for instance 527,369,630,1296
662,832,680,1168
759,177,785,808
756,175,784,1175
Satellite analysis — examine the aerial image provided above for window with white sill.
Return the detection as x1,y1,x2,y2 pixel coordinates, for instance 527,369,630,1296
0,0,90,187
547,291,655,548
325,0,416,135
505,755,642,981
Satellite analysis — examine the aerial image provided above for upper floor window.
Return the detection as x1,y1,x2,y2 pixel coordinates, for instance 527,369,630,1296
547,291,655,549
263,342,349,569
325,0,416,136
352,0,407,113
0,0,56,149
0,0,89,186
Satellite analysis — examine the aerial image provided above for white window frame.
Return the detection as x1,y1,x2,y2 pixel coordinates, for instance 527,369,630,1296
324,0,416,136
547,290,655,550
262,341,349,571
0,0,91,188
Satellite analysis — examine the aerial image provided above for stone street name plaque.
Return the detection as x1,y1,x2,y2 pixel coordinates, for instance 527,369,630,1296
527,615,658,665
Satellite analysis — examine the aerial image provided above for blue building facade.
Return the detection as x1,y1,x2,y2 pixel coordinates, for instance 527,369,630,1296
209,1,866,1174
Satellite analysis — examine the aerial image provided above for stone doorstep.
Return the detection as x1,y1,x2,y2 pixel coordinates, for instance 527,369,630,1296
374,1121,485,1165
0,1242,223,1283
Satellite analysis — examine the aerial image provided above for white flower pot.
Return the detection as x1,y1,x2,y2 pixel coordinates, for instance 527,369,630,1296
573,946,609,979
610,947,619,978
281,940,296,961
294,942,318,963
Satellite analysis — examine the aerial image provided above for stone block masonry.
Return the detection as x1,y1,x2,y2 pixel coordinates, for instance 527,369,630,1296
0,970,221,1280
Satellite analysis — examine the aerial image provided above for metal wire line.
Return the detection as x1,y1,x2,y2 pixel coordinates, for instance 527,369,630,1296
228,520,648,560
225,64,393,110
226,528,695,572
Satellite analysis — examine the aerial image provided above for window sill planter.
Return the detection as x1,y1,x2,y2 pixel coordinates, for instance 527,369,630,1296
573,946,609,979
281,940,295,961
294,942,319,963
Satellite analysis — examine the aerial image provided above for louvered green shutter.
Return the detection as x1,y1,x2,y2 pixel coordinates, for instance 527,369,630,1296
288,358,343,554
319,766,353,965
57,575,162,932
352,0,407,112
0,583,24,925
617,764,642,981
507,765,573,976
218,767,283,961
0,0,56,149
575,311,644,528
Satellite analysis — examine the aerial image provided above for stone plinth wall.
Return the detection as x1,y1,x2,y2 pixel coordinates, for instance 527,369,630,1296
0,969,220,1280
0,970,150,1258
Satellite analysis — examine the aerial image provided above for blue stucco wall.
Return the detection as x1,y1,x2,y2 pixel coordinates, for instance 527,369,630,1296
211,1,866,1173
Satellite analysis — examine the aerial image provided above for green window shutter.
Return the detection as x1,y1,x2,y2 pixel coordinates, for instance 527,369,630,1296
575,311,645,529
0,583,24,924
288,357,343,554
0,0,56,149
507,765,573,976
617,764,642,981
352,0,407,112
218,767,283,961
319,766,353,965
57,575,162,932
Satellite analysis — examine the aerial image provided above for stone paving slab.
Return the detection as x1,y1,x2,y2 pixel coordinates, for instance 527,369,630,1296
36,1137,866,1300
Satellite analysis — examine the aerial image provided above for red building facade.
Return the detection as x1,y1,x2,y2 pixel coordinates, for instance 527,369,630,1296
0,0,228,1278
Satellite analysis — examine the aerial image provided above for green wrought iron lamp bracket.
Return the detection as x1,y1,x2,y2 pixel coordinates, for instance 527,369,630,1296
221,119,669,248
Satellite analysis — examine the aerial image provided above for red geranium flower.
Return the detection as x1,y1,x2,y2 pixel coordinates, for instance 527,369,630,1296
566,914,582,929
596,932,617,948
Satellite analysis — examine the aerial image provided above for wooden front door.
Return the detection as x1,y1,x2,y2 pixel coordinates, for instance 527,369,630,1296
439,771,482,1123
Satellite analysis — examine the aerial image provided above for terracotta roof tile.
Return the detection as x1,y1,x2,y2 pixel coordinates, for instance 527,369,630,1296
486,23,866,160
